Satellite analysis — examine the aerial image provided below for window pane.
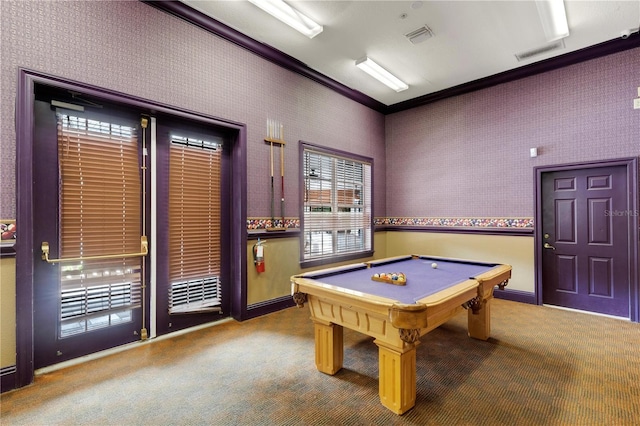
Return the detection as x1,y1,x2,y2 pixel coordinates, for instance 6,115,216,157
57,114,141,338
169,135,223,313
302,147,372,261
304,231,334,256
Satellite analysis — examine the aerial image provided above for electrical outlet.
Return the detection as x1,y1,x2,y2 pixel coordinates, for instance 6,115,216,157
634,98,640,110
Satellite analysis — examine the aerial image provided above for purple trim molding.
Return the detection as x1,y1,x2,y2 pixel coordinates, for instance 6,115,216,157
245,295,296,320
142,1,640,114
0,245,15,258
0,366,17,393
15,69,35,390
230,126,249,320
534,158,639,322
494,289,536,305
387,36,640,114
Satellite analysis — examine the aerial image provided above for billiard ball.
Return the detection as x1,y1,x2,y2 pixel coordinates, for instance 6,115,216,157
431,263,438,269
373,273,380,278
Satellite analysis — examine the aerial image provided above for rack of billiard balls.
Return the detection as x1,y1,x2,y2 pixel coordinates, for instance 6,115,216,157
371,272,407,286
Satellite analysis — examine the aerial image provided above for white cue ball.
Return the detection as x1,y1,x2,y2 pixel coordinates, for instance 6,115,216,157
431,263,438,269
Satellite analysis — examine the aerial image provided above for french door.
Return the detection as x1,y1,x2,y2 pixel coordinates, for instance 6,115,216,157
153,116,231,336
32,90,230,369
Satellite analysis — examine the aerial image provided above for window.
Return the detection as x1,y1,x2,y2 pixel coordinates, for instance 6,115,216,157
168,135,223,314
57,114,142,337
301,143,373,265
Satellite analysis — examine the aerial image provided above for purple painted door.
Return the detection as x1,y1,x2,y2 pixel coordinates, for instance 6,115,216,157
32,97,232,368
32,100,144,369
541,165,631,317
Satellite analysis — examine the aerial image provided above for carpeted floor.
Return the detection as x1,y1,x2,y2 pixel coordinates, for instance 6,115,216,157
1,299,639,425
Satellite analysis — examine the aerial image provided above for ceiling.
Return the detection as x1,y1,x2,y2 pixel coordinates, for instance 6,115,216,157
180,1,640,107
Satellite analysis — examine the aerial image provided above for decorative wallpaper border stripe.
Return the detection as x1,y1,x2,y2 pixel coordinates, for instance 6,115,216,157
6,218,534,235
374,217,534,229
1,220,17,256
1,221,16,242
246,217,534,231
247,218,300,231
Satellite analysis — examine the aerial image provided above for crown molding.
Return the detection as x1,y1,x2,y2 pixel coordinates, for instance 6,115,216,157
143,1,640,115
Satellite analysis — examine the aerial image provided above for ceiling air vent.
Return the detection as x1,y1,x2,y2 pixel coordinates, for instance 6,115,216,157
515,40,565,61
405,25,434,44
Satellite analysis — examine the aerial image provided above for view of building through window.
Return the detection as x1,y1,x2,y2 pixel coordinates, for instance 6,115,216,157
302,146,372,261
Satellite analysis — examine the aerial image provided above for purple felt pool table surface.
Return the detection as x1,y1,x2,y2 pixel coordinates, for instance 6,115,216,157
301,255,500,304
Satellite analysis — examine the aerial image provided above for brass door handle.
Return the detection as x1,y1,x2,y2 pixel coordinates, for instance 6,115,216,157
41,236,148,263
544,242,556,250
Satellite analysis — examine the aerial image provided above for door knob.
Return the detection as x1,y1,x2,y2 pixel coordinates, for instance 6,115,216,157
544,242,556,250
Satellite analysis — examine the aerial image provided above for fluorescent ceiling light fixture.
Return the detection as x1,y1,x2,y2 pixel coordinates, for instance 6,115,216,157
536,0,570,41
355,57,409,92
248,0,323,39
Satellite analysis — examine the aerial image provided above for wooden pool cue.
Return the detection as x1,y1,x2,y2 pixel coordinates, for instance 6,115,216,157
265,120,286,232
280,125,285,228
270,138,275,224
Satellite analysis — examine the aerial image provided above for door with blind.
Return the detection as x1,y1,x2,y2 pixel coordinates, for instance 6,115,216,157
154,118,229,335
32,95,230,368
33,100,146,368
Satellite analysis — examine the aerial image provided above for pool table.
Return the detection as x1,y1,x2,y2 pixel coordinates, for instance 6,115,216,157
290,255,511,415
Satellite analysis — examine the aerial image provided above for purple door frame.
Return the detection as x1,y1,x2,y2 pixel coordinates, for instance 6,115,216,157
14,69,248,388
534,158,639,322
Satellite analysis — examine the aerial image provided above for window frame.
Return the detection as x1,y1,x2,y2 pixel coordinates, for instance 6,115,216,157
299,141,374,268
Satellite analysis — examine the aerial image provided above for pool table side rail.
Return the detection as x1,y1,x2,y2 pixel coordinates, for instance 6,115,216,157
389,278,480,330
410,254,500,268
366,255,414,268
291,276,404,309
414,278,485,306
299,262,369,279
473,264,512,295
411,263,512,306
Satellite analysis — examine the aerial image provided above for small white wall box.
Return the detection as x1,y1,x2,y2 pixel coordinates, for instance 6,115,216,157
530,148,538,158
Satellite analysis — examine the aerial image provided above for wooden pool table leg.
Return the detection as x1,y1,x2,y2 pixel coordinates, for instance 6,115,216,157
467,296,491,340
313,319,344,375
374,340,417,415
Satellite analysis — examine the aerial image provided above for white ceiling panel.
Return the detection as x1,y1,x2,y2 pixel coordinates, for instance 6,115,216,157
181,0,640,106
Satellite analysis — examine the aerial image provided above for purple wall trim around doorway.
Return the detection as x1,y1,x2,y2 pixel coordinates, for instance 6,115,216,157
14,68,249,389
534,158,639,322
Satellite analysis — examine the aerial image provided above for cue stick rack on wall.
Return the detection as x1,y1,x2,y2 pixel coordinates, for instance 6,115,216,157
265,119,286,232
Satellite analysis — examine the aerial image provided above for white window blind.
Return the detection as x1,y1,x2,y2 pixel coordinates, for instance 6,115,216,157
57,114,142,337
303,148,372,260
168,136,222,314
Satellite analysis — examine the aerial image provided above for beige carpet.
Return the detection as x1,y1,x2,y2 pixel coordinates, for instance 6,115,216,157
1,299,639,425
